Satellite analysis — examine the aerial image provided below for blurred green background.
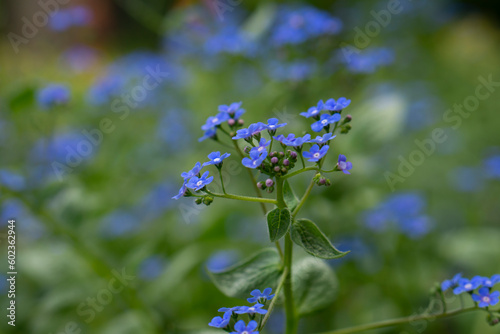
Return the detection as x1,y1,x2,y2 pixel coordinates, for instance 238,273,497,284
1,0,500,333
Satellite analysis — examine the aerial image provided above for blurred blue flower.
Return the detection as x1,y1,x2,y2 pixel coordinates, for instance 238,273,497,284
398,215,432,239
203,151,231,167
69,6,92,26
247,288,275,303
186,171,214,191
484,155,500,179
310,133,335,145
337,154,353,174
0,170,26,191
137,182,176,218
206,250,239,272
311,114,341,132
273,134,311,147
158,111,191,150
303,144,329,162
325,97,351,111
1,199,44,238
453,278,481,295
267,60,315,82
300,100,325,118
205,27,257,57
476,275,500,288
242,150,268,169
139,255,167,280
202,112,231,131
87,76,125,105
181,162,202,180
232,320,259,334
341,48,394,74
236,303,267,315
49,11,72,31
172,181,188,200
199,127,217,142
441,273,462,291
449,166,484,193
37,84,70,109
472,287,499,308
101,210,139,237
62,45,98,72
209,312,231,329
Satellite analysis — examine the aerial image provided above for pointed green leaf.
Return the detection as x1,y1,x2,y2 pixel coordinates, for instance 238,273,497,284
292,257,338,315
283,180,299,212
291,219,349,259
207,248,282,299
267,207,291,242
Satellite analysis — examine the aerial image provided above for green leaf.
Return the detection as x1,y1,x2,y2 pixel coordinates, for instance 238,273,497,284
290,219,349,259
207,248,283,299
283,180,299,212
267,207,291,242
292,257,338,315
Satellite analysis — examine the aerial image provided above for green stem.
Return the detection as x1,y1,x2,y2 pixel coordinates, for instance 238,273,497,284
292,180,315,218
218,168,227,195
204,189,277,204
260,266,289,330
315,306,494,334
283,166,318,180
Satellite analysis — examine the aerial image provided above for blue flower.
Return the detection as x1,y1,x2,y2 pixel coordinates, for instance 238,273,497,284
265,118,287,131
242,150,268,169
300,100,325,118
303,144,329,162
219,102,245,119
442,273,463,291
273,134,311,147
232,122,266,140
218,306,241,314
337,155,353,174
203,152,231,167
235,303,267,315
341,48,394,74
475,275,500,288
325,97,351,111
87,75,125,105
209,311,231,329
199,127,217,142
311,114,341,132
453,278,482,295
202,112,231,131
231,320,259,334
172,181,188,200
37,84,71,109
186,171,214,191
181,162,202,180
247,288,275,303
250,138,271,155
485,155,500,179
0,170,26,191
472,287,500,308
310,133,335,144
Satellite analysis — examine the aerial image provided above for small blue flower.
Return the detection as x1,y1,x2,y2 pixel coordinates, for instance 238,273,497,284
273,134,311,147
247,288,275,303
472,287,500,308
311,114,341,132
325,97,351,111
172,181,188,200
219,102,246,119
202,112,231,131
300,100,325,118
203,152,231,167
242,150,268,169
235,303,267,315
453,278,482,295
232,122,266,140
265,118,287,131
181,162,202,180
186,171,214,191
250,138,271,155
309,133,335,144
475,275,500,288
218,306,241,314
303,144,329,162
37,84,71,109
231,320,259,334
209,311,231,329
337,154,353,174
199,127,217,142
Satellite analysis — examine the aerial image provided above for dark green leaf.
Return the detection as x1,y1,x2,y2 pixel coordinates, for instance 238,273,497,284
283,180,299,212
291,219,349,259
292,257,338,315
267,207,291,242
207,248,283,299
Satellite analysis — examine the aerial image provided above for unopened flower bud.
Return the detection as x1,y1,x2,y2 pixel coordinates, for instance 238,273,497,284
238,119,244,125
195,198,203,205
228,118,236,126
274,166,281,172
279,151,284,157
319,178,326,185
271,157,279,164
345,114,352,123
203,196,214,206
281,167,287,173
257,181,264,189
265,178,274,187
283,159,290,166
290,151,298,159
244,146,251,153
270,151,277,157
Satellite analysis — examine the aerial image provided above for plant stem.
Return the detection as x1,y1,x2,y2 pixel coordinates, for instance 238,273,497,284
218,168,227,195
283,166,318,180
292,180,315,218
204,189,277,204
260,266,289,330
315,306,495,334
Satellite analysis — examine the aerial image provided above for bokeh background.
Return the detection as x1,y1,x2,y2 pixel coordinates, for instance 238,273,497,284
1,0,500,333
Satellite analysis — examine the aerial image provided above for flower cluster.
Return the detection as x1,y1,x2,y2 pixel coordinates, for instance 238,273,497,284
209,288,275,333
200,102,246,142
441,274,500,308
